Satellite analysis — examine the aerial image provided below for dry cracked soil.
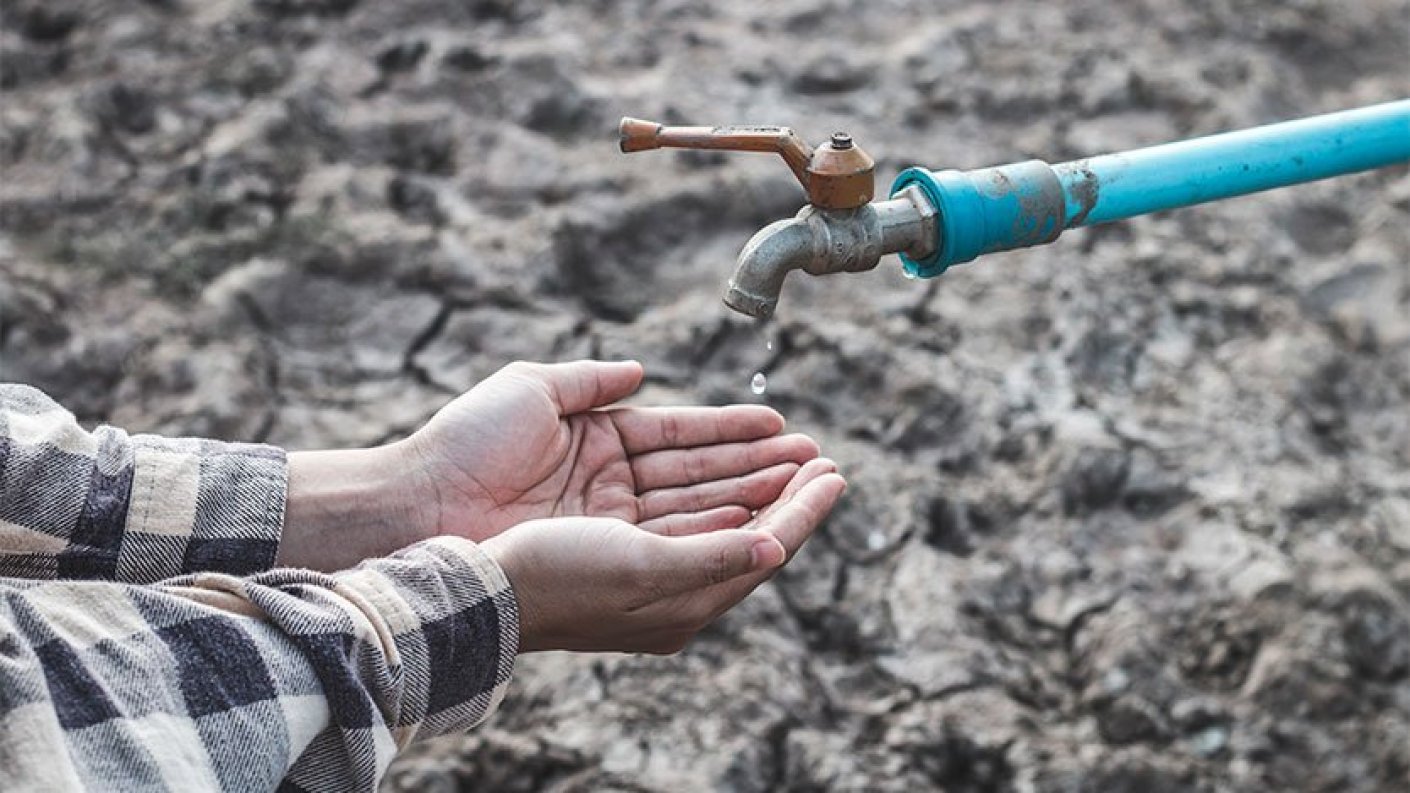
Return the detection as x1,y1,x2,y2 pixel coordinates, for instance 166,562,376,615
3,1,1410,791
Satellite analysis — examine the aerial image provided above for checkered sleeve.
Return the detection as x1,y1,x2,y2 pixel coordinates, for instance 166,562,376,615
0,536,519,792
0,384,286,582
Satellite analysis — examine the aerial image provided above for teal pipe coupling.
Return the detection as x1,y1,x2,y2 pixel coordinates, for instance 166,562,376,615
893,161,1067,278
893,99,1410,278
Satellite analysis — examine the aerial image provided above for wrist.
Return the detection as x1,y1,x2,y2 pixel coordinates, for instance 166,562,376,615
278,443,437,571
480,532,539,653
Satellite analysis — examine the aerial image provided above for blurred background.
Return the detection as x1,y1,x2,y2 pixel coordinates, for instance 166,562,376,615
2,1,1409,790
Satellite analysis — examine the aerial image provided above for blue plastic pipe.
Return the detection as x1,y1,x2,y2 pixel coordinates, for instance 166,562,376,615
892,100,1410,278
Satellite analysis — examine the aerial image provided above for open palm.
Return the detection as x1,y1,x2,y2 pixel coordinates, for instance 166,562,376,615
405,361,820,540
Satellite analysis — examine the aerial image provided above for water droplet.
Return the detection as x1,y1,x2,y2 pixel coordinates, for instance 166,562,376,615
1103,667,1131,693
1190,725,1229,758
903,268,919,281
750,372,767,395
867,530,887,551
766,339,774,351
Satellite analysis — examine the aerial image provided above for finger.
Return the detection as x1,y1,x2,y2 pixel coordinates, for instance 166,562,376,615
637,462,799,520
609,405,785,455
645,528,786,594
639,505,752,537
513,360,644,415
699,473,848,609
741,457,838,529
756,472,847,559
776,457,839,505
630,434,820,492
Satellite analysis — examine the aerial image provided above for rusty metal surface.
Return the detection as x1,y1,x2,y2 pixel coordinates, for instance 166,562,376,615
805,136,875,209
618,118,813,182
618,117,876,210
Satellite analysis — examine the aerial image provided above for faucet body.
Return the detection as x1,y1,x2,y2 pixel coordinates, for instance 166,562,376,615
621,99,1410,319
725,186,936,318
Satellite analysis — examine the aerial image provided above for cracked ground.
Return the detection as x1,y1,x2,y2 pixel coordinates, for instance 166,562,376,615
3,1,1410,790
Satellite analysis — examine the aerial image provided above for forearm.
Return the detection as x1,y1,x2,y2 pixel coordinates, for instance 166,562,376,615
0,536,519,792
278,442,436,571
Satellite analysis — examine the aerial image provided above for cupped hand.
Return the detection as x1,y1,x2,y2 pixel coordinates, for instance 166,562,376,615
482,458,846,654
401,360,820,542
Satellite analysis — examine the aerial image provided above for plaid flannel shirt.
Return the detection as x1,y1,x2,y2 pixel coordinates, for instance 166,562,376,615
0,384,519,792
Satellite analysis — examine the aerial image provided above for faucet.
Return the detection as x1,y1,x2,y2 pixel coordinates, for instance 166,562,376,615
619,101,1410,319
723,188,937,318
618,118,937,319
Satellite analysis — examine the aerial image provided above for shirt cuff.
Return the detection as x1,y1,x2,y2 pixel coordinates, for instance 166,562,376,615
353,536,520,745
118,433,286,582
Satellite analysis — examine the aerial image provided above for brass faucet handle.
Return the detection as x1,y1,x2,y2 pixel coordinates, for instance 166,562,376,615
617,117,875,210
618,118,812,182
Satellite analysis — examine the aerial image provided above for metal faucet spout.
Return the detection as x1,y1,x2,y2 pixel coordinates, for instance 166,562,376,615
725,218,815,319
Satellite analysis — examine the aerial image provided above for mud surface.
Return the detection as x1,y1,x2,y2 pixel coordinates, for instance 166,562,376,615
4,1,1410,790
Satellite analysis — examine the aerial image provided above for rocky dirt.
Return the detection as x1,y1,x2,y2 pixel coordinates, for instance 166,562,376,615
3,1,1410,790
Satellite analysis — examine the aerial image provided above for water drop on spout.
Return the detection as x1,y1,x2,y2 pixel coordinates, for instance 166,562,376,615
903,268,919,281
750,372,768,395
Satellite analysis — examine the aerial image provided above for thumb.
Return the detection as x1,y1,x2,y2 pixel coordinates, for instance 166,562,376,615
650,529,786,593
535,360,644,415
